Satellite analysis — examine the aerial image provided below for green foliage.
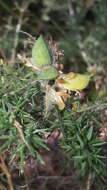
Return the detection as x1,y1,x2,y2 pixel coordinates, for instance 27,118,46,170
32,35,52,68
0,0,107,71
0,64,48,169
0,62,107,190
45,109,107,177
61,111,107,176
37,65,59,80
0,0,107,189
32,35,59,79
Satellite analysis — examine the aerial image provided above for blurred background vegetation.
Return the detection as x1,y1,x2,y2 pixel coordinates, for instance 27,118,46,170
0,0,107,189
0,0,107,72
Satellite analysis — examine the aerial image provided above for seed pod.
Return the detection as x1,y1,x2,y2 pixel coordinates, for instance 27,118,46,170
56,72,92,91
32,35,52,68
37,65,59,80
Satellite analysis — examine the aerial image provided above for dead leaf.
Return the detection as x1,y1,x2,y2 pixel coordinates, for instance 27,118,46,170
43,129,64,145
45,86,65,115
57,91,70,101
99,127,107,141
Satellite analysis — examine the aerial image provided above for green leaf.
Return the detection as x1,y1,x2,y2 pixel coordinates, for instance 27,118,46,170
92,142,107,146
80,161,87,175
32,35,52,68
87,126,93,141
37,65,59,80
76,134,84,148
73,155,85,161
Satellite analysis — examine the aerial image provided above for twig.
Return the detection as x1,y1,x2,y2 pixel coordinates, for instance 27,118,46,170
14,120,29,148
77,102,107,113
10,1,32,63
19,30,35,40
13,120,34,155
0,48,7,62
68,2,93,67
0,152,14,190
86,173,92,190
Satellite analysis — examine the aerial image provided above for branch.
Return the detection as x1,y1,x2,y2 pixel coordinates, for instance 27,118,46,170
77,102,107,113
0,152,14,190
10,0,33,63
13,120,34,156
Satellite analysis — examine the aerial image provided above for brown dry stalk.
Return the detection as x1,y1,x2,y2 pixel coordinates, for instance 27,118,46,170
13,120,32,153
86,173,92,190
10,1,32,63
14,120,28,145
0,152,14,190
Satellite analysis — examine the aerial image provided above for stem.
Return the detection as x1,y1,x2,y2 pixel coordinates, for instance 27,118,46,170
77,102,107,113
10,1,32,63
86,173,92,190
0,152,14,190
13,120,35,157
